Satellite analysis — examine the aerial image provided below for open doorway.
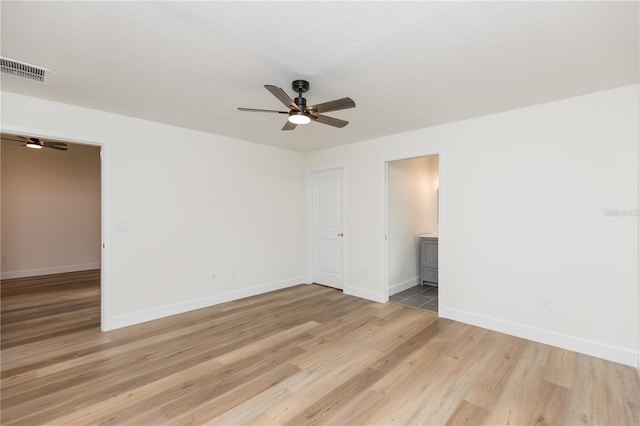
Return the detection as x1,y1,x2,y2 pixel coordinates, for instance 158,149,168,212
386,154,439,312
1,133,103,331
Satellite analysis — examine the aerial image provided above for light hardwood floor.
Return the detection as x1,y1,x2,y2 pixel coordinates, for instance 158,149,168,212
1,270,639,425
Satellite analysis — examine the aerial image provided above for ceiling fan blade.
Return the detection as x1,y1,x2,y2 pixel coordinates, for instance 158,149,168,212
311,114,349,128
1,135,28,144
307,97,355,114
43,142,69,151
43,141,68,147
237,107,289,114
264,85,299,111
281,120,297,131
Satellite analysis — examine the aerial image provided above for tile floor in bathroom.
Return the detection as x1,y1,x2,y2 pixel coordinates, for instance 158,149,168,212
390,284,438,313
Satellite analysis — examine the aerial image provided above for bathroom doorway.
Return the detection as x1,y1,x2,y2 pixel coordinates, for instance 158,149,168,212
385,154,439,312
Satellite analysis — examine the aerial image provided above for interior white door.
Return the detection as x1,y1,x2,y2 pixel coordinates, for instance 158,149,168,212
311,168,344,289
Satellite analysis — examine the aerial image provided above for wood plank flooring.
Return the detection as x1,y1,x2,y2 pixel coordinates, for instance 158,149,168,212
2,270,639,425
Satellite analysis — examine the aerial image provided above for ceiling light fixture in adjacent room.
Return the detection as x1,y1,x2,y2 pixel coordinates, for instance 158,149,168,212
25,140,43,149
2,135,69,151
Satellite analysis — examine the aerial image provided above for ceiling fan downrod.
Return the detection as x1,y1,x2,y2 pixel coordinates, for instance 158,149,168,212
292,79,309,110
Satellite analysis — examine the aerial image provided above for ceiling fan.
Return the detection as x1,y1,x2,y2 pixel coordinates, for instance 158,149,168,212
2,135,69,151
238,80,355,131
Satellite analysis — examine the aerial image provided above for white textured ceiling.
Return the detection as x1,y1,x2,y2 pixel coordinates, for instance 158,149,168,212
1,1,638,152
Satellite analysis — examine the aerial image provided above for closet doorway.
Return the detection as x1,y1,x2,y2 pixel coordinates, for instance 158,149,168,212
309,167,344,290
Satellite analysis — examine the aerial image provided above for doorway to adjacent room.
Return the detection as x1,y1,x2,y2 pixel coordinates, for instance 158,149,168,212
385,154,439,312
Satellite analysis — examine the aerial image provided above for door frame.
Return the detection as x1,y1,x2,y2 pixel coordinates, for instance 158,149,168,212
306,166,346,289
383,152,442,305
1,124,112,331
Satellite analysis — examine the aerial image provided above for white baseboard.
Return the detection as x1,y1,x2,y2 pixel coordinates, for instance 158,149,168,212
1,263,100,280
440,306,639,368
344,285,386,303
389,276,419,296
106,276,304,331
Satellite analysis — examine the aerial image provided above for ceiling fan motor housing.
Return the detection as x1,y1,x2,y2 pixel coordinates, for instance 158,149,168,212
294,96,307,111
292,80,310,112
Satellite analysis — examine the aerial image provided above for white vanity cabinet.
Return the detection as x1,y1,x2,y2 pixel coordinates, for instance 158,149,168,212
420,235,438,286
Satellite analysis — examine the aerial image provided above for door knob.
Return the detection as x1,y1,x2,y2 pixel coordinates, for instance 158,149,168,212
338,233,344,236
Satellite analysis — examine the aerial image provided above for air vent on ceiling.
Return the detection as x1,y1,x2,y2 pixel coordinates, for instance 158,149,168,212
1,57,51,84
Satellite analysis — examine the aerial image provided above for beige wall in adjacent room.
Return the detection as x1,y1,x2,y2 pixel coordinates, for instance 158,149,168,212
1,140,101,278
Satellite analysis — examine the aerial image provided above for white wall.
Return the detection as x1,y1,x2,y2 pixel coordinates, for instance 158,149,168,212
2,86,637,367
1,140,101,278
1,91,305,330
305,85,639,366
387,157,432,294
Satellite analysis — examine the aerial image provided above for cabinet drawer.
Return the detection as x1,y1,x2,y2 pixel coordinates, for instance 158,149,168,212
422,267,438,284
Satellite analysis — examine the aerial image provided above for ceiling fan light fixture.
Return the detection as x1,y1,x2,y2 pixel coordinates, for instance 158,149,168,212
238,80,354,130
26,141,42,149
288,112,311,125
